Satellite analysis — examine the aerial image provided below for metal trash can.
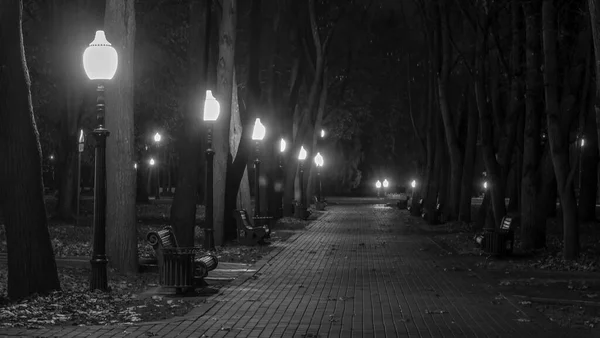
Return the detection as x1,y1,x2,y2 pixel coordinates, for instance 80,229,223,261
161,248,196,288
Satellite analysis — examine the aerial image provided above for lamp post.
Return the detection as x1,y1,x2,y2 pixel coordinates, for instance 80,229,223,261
83,30,118,291
382,179,389,198
76,129,85,225
251,118,266,217
295,146,308,218
376,180,382,198
314,152,324,202
203,90,220,251
153,132,162,200
278,138,286,218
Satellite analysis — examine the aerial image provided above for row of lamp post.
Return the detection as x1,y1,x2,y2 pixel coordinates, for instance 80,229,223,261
375,179,389,198
82,30,327,291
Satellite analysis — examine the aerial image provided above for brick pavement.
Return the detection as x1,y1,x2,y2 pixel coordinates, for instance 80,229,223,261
0,204,590,337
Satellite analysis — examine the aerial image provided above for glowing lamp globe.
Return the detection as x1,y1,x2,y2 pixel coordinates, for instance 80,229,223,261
280,139,286,153
251,118,266,140
320,129,325,138
383,179,389,188
154,132,162,143
134,163,138,170
581,138,585,147
78,129,85,143
314,152,324,167
376,180,382,189
483,181,488,189
411,180,416,188
203,90,220,121
83,31,118,80
298,146,307,160
149,158,155,166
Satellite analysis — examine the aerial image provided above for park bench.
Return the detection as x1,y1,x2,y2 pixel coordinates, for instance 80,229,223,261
146,226,218,294
481,215,516,257
313,196,326,211
233,209,270,246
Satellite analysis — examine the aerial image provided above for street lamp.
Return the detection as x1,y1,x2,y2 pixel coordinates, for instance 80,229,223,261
277,138,286,218
203,90,220,251
382,179,389,198
153,132,162,200
251,118,266,217
410,179,416,199
314,152,324,203
295,146,308,218
483,181,488,190
76,129,85,225
376,180,382,198
83,30,118,291
320,129,325,138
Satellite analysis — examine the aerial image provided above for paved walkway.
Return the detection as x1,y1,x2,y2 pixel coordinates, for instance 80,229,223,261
0,204,590,337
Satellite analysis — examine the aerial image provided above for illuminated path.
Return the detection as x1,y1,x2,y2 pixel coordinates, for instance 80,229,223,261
0,203,587,337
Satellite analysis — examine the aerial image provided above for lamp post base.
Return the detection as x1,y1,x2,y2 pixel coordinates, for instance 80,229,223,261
90,256,109,291
203,228,215,251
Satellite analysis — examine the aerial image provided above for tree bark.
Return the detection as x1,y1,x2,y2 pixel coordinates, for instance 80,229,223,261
521,0,544,250
170,0,211,247
104,0,138,273
542,0,579,260
0,0,61,299
436,1,463,220
213,0,237,245
591,0,600,155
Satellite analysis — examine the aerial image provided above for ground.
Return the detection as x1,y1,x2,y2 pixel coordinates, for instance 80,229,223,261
0,198,599,337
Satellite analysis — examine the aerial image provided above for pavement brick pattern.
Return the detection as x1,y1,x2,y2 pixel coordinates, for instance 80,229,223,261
0,205,585,337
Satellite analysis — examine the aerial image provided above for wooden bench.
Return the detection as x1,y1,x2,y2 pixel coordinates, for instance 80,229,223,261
233,209,270,246
146,226,218,293
313,196,326,211
482,216,516,257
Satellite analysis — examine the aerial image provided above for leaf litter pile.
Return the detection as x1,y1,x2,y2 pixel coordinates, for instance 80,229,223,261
0,267,204,328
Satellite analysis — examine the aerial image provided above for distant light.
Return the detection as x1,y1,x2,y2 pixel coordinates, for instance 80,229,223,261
376,180,382,189
483,181,488,189
320,129,325,138
134,162,138,170
154,132,162,143
298,146,307,160
149,158,155,166
314,152,324,167
581,138,585,147
78,129,85,143
203,90,220,121
251,118,266,141
49,155,55,160
411,180,416,188
383,179,389,188
280,139,286,153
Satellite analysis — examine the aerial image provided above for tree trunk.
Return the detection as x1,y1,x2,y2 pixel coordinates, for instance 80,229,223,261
591,0,600,154
521,0,544,250
170,0,211,247
0,0,61,299
542,0,579,260
104,0,138,273
213,0,237,246
436,1,463,220
306,74,327,205
136,161,149,203
578,102,598,222
458,92,479,222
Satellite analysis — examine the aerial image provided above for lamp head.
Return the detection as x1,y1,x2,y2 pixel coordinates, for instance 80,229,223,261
411,180,416,188
154,132,162,143
83,30,118,80
298,146,307,160
581,138,585,147
376,180,382,189
134,162,138,169
78,129,85,143
251,118,266,140
383,179,389,188
280,139,286,153
149,158,155,166
203,90,220,121
314,152,324,167
483,181,488,189
320,129,325,138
